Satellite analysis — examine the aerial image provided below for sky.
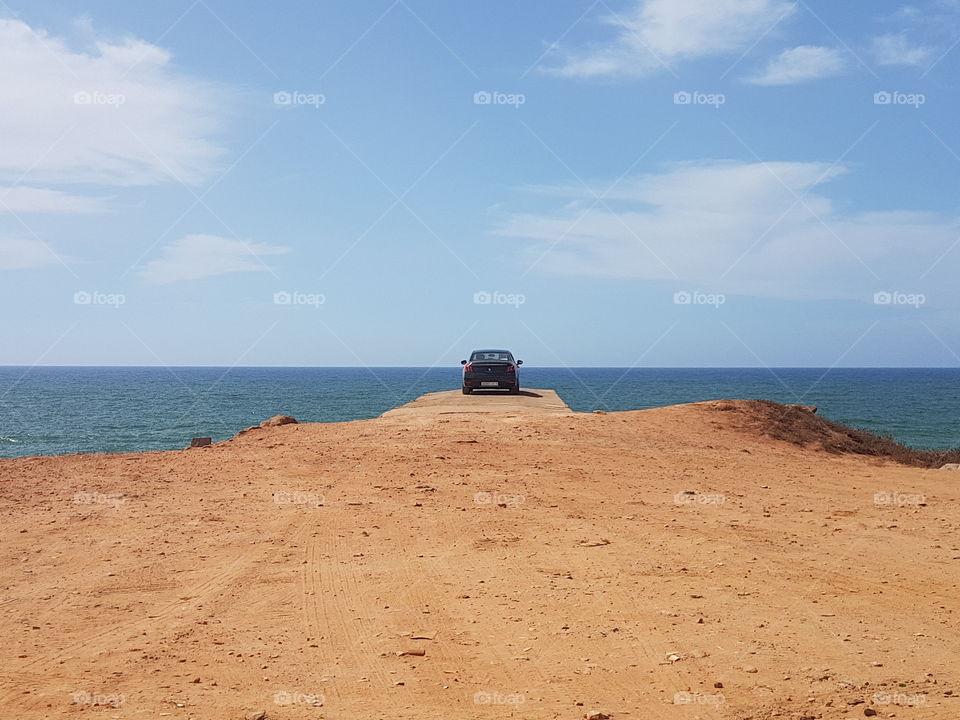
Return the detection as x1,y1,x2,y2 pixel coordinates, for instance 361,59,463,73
1,0,959,367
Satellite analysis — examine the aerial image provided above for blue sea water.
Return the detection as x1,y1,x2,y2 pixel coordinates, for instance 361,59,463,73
0,367,957,458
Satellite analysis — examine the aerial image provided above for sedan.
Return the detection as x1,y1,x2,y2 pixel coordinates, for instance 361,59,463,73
461,349,523,394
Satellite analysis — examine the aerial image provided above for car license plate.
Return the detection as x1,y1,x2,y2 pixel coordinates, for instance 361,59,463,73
481,381,498,387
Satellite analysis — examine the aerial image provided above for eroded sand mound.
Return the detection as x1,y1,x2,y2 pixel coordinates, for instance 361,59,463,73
706,399,960,467
0,396,957,719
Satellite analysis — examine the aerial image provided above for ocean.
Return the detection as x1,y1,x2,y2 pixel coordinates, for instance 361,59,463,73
0,367,957,458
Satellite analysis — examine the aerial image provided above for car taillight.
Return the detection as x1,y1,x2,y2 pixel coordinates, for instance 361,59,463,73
464,364,473,372
505,364,516,373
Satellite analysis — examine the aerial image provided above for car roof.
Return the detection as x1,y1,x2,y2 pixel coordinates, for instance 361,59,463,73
472,349,513,354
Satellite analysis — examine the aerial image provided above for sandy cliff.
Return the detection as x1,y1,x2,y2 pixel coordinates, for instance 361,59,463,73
0,392,957,719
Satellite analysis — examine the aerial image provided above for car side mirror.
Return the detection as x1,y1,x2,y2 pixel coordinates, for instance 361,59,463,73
460,360,467,365
516,360,523,365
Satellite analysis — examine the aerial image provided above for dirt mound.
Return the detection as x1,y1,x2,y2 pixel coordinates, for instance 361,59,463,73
707,399,960,467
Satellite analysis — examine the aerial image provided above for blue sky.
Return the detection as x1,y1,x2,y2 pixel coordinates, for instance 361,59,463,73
1,0,959,367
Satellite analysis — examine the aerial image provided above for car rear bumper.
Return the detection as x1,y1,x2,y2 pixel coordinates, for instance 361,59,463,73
463,378,519,390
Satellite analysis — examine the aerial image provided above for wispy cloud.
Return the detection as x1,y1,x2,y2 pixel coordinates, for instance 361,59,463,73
497,161,959,302
0,187,109,214
870,33,935,67
545,0,797,79
140,234,289,285
0,236,64,270
0,18,230,188
747,45,847,85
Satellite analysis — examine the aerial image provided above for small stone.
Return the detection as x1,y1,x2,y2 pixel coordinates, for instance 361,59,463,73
743,666,759,673
714,682,723,688
189,437,212,447
585,712,610,720
864,709,877,717
245,712,267,720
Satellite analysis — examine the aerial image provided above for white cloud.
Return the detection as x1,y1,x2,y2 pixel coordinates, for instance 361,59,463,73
747,45,847,85
870,33,935,67
497,161,959,302
0,187,108,214
547,0,797,79
141,234,290,285
0,18,228,187
0,236,64,270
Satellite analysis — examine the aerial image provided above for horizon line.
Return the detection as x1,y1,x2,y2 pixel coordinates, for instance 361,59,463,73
0,365,958,370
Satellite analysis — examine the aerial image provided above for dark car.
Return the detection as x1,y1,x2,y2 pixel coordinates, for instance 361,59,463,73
461,349,523,394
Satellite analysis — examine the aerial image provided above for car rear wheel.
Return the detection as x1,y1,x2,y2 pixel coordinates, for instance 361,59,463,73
462,387,472,395
510,385,520,395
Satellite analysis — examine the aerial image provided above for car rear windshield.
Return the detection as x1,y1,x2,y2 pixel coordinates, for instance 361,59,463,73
470,351,514,362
